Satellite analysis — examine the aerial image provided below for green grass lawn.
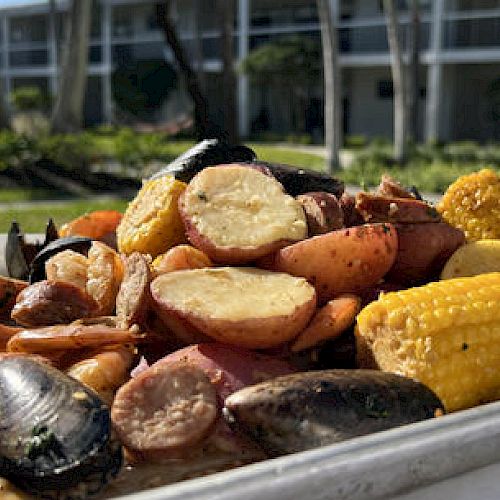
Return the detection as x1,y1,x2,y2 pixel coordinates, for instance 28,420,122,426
0,199,128,233
0,143,327,233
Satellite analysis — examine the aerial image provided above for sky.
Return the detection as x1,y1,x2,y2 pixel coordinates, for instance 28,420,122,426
0,0,45,7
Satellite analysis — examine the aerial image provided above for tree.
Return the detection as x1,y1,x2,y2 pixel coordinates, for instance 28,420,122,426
317,0,342,173
51,0,92,133
156,2,213,140
0,79,11,129
383,0,407,163
240,36,321,135
218,0,238,144
407,0,420,143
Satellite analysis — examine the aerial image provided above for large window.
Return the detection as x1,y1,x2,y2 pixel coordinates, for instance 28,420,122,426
10,15,47,44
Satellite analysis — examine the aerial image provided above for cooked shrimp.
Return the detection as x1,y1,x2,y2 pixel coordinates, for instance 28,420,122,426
87,241,124,315
0,324,22,351
66,345,135,404
151,245,213,276
59,210,123,241
45,250,89,290
6,322,143,353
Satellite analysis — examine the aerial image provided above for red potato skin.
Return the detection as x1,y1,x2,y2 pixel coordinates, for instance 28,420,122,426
386,222,466,286
179,190,299,265
273,223,398,305
151,286,317,349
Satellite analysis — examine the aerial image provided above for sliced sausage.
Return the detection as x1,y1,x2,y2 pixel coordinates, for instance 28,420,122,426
296,192,344,236
111,362,218,459
116,252,151,329
376,174,416,199
339,193,364,227
11,280,98,327
355,192,441,223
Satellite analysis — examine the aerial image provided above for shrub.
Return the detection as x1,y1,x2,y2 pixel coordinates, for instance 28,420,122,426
345,135,367,149
37,134,93,171
10,86,49,112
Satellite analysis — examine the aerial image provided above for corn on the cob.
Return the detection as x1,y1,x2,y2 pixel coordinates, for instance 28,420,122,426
355,273,500,412
437,169,500,241
117,175,187,257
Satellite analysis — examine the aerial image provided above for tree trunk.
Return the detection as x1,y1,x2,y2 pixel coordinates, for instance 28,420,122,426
383,0,407,163
218,0,238,144
193,0,205,93
407,0,420,143
0,77,11,129
317,0,342,173
51,0,92,133
156,2,212,140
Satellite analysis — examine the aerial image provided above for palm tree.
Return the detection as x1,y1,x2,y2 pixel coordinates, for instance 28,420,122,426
51,0,92,133
317,0,342,172
383,0,407,163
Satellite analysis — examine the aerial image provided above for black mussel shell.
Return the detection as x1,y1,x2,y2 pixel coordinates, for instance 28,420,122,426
224,369,444,457
0,357,122,496
6,220,59,281
29,236,92,283
252,161,345,198
150,138,256,182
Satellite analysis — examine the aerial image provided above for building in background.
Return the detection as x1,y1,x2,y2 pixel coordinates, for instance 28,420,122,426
1,0,500,142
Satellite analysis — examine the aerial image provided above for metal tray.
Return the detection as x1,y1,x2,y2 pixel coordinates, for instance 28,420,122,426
115,399,500,500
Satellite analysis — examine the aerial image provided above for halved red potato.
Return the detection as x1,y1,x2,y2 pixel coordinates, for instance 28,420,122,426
179,164,308,264
150,267,316,349
273,223,398,304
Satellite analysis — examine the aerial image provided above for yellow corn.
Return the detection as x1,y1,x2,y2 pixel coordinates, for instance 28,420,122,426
355,273,500,412
437,169,500,241
117,175,187,258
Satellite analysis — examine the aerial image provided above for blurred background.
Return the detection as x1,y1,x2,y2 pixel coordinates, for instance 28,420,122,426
1,0,500,230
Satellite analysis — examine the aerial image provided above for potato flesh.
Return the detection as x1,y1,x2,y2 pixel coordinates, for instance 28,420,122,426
151,267,315,321
183,167,307,248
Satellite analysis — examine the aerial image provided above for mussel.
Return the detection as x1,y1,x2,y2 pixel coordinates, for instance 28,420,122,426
0,356,122,497
224,369,444,457
150,139,256,182
6,220,59,280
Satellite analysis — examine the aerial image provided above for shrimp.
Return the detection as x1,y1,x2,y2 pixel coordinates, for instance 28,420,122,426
66,346,135,404
0,324,22,351
59,210,123,242
86,241,124,316
151,245,213,276
6,322,143,354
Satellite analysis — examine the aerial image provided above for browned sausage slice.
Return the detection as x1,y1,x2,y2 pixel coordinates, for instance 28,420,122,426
111,362,218,458
355,192,440,223
116,252,151,329
11,280,98,327
296,192,344,236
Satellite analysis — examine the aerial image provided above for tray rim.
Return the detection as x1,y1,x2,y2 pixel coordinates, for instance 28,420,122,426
113,399,500,500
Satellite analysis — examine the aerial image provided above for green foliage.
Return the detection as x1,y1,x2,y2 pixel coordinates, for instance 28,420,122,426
340,138,500,193
112,59,177,121
10,86,49,112
345,135,368,149
239,35,321,84
0,131,37,170
37,134,93,171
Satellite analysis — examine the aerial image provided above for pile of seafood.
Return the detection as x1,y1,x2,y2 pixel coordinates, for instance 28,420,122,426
2,140,500,499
